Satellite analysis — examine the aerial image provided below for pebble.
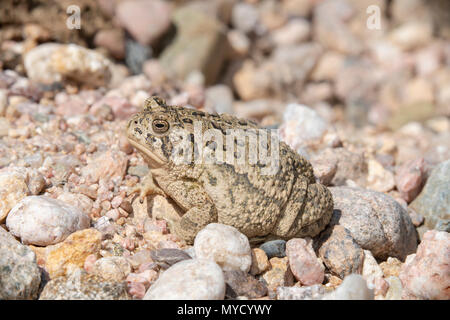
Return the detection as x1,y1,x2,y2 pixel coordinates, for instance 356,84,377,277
204,84,234,115
316,225,364,278
384,276,403,300
223,270,267,299
409,159,450,233
249,248,270,276
380,257,403,278
399,230,450,300
159,6,227,85
261,257,294,296
150,248,191,269
194,223,252,273
6,195,91,246
81,150,128,184
277,284,326,300
329,186,418,260
0,227,41,300
279,103,328,157
116,0,171,46
56,192,94,218
94,28,125,60
395,157,426,203
0,171,29,222
271,18,310,46
231,2,259,34
39,269,130,300
286,238,324,285
362,250,389,297
36,228,102,279
90,95,138,120
389,21,433,51
24,43,113,87
259,239,286,259
366,158,395,193
322,274,374,300
143,259,226,300
93,256,132,282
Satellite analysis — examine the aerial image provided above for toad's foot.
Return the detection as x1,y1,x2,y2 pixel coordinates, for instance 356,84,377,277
127,172,165,203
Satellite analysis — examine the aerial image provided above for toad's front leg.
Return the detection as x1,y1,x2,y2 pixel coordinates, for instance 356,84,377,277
127,171,166,203
163,180,218,244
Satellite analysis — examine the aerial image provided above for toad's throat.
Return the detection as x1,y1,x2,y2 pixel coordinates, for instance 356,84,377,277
128,138,166,168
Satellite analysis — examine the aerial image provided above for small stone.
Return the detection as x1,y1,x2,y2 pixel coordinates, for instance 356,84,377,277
409,159,450,233
316,225,364,278
380,257,403,278
384,276,403,300
286,238,324,285
150,248,191,269
126,249,153,270
194,223,252,273
143,259,226,300
39,270,130,300
24,43,113,87
329,186,418,260
277,284,326,300
204,84,234,115
56,192,93,218
310,157,338,186
389,21,433,51
0,171,30,223
395,158,426,203
42,228,102,279
231,2,259,33
399,230,450,300
250,248,270,276
227,30,250,57
261,257,294,296
223,270,267,299
91,95,138,121
271,18,310,46
366,158,395,193
362,250,389,297
322,274,374,300
116,0,171,46
81,150,128,184
94,28,125,60
6,195,90,246
0,227,41,300
93,256,132,282
259,239,286,259
279,103,328,157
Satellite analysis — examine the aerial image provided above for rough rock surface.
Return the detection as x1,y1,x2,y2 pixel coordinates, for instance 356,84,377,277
39,270,130,300
0,227,41,300
399,230,450,300
329,186,418,260
286,238,324,285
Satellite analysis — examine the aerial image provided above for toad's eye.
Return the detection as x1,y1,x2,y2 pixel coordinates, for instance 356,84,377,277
152,119,169,133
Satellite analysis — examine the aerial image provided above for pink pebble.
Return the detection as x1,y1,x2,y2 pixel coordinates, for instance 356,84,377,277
127,281,146,299
84,254,98,273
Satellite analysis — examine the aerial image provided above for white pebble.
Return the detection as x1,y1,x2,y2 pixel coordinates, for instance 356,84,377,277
6,195,90,246
194,223,252,273
322,274,374,300
144,259,225,300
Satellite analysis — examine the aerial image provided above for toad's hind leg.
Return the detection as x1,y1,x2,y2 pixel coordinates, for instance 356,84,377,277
295,183,333,238
163,180,218,244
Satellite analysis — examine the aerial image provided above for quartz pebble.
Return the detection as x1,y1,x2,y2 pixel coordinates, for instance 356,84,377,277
144,259,226,300
194,223,252,273
0,171,29,222
93,256,132,282
322,274,374,300
250,248,270,276
6,195,90,246
277,284,326,300
286,238,324,285
399,230,450,300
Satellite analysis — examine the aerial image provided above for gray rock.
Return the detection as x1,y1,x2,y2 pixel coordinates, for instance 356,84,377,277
223,270,267,299
0,227,41,299
316,225,364,278
39,270,130,300
277,285,326,300
259,240,286,258
159,6,227,85
329,186,418,260
409,159,450,233
150,248,192,269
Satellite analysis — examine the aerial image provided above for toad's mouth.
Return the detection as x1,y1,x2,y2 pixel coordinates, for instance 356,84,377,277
128,138,166,169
